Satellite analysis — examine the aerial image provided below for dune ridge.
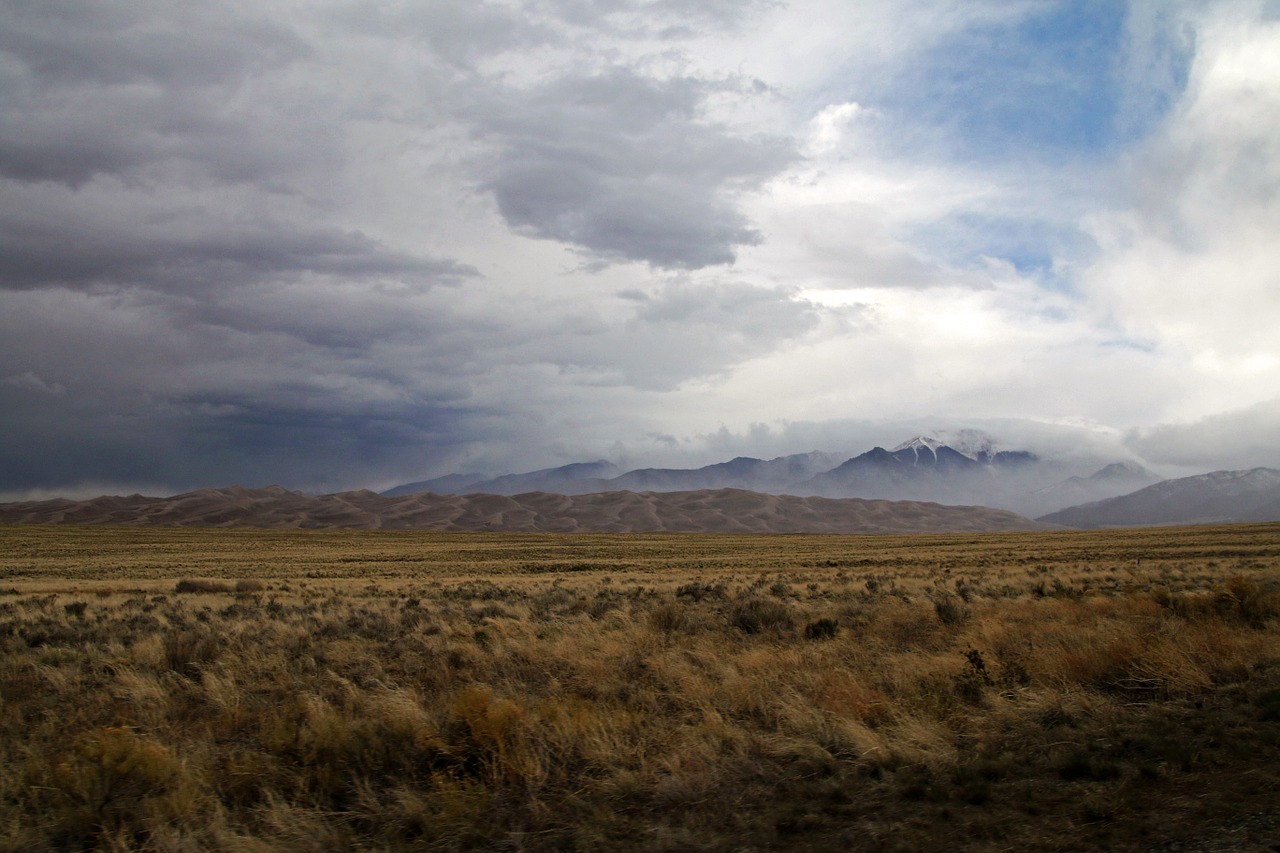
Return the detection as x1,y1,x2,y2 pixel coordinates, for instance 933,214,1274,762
0,486,1052,534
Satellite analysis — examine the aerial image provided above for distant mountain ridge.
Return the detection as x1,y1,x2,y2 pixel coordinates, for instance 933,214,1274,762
1028,462,1161,516
603,451,844,494
382,461,620,498
8,465,1276,533
383,434,1158,516
0,487,1053,534
1038,468,1280,528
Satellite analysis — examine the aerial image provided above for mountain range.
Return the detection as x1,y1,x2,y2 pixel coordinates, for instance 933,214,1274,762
383,434,1160,518
1038,467,1280,528
5,434,1276,533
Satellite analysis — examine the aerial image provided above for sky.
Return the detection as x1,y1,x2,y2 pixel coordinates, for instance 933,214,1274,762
2,0,1280,499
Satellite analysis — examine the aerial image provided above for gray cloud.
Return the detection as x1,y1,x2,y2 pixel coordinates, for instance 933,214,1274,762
1126,398,1280,472
323,0,774,70
0,1,312,187
2,371,65,396
322,1,551,68
592,281,820,388
0,0,473,306
0,2,307,88
0,202,476,294
540,0,778,37
0,281,507,495
0,377,503,496
472,69,796,269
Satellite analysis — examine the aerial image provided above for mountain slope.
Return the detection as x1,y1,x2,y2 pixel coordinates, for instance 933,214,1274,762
381,472,486,498
602,451,844,494
0,487,1053,534
382,453,845,497
463,460,622,495
1039,468,1280,528
1018,462,1163,519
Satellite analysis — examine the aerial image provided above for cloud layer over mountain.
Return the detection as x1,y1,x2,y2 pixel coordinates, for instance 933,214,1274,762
2,1,1278,499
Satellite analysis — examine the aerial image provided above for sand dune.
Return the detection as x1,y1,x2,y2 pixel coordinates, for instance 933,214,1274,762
0,486,1053,534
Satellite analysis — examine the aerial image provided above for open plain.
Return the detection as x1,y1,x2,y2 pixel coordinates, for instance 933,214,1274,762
3,523,1280,851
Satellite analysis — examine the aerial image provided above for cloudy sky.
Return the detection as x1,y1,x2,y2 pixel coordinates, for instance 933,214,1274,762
2,0,1279,498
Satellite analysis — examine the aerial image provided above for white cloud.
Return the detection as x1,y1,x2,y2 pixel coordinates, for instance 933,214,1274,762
1080,3,1280,421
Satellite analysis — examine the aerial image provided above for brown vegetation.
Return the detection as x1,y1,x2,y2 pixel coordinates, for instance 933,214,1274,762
2,523,1279,851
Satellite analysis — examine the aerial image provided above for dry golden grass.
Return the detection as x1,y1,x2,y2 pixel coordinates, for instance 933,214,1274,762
2,523,1279,851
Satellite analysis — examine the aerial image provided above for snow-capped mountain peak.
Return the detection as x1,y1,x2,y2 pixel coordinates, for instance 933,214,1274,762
892,430,999,463
936,429,999,462
892,436,945,454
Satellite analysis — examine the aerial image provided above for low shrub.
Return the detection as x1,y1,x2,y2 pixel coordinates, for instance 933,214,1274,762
163,629,221,679
174,579,232,594
932,593,970,626
675,581,726,602
648,602,688,634
729,596,793,634
803,617,839,640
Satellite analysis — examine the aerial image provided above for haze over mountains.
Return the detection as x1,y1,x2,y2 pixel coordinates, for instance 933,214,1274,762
383,434,1160,518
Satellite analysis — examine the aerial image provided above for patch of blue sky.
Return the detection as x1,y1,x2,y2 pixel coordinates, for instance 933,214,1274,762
860,3,1197,294
907,211,1099,289
875,1,1183,164
1100,336,1157,353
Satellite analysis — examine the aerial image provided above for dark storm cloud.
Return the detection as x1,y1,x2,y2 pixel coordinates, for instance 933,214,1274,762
0,199,475,293
0,98,328,189
166,396,505,493
0,1,307,87
0,282,505,495
0,379,502,495
472,68,796,269
0,1,312,186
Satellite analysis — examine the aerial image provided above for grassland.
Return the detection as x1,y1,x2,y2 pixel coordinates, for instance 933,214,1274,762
2,523,1280,851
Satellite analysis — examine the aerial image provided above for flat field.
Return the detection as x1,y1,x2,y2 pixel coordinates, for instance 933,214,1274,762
3,523,1280,851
